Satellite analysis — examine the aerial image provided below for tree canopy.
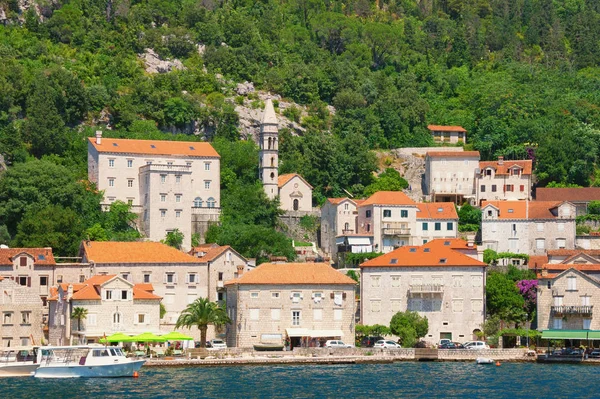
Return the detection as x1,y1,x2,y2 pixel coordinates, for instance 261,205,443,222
389,310,428,348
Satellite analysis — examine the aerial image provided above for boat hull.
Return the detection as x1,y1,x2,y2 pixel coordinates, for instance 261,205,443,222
34,360,145,378
475,357,494,364
0,363,39,377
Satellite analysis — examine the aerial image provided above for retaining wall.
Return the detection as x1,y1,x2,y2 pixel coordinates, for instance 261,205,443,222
437,348,528,360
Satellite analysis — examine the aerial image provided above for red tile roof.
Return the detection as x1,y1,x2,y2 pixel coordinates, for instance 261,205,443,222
481,201,564,220
479,159,533,175
277,173,313,189
88,138,219,157
427,125,466,132
0,248,56,266
81,241,203,264
50,275,161,301
360,245,486,268
192,245,240,262
546,249,600,257
539,264,600,272
416,203,458,219
360,191,416,207
426,151,480,158
327,198,350,205
536,187,600,202
225,263,356,286
528,255,549,269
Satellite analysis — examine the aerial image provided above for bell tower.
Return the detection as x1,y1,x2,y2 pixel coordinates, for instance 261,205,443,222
259,99,279,200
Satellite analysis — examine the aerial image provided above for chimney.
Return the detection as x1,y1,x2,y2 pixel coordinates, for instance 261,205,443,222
466,235,475,247
541,268,548,277
236,265,244,276
95,130,102,145
497,156,504,165
67,284,74,301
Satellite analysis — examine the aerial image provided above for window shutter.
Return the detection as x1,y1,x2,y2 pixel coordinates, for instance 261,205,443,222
163,274,168,283
342,292,347,299
27,277,31,287
174,274,178,284
330,292,334,299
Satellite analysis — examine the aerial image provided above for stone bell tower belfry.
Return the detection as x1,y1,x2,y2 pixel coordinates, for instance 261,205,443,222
259,99,279,200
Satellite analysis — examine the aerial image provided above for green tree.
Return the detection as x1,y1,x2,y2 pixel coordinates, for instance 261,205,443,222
389,311,429,348
485,271,526,322
71,307,88,332
458,203,482,232
588,200,600,215
164,229,185,250
175,297,230,348
363,168,408,196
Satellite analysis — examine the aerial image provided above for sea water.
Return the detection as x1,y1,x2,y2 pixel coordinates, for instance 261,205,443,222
1,362,599,398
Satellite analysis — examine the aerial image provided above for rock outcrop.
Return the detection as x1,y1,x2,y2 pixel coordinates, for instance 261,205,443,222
139,48,185,74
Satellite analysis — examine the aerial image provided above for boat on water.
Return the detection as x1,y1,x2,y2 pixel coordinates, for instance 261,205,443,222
253,343,285,352
475,357,494,365
0,348,39,377
34,345,145,378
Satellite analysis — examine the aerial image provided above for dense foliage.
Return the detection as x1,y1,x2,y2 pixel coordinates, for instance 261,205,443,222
1,0,600,254
390,310,428,348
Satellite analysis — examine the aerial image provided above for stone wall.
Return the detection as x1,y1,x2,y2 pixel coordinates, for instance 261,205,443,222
437,348,528,360
293,347,415,359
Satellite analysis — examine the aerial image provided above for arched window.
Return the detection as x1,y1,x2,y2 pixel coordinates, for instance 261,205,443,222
194,197,203,208
344,222,350,231
113,312,121,325
268,137,272,149
207,197,216,208
270,172,275,181
271,157,275,167
293,199,299,211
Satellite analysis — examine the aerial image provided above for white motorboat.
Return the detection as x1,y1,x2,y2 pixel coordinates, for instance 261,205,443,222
34,345,145,378
0,348,39,377
475,357,494,364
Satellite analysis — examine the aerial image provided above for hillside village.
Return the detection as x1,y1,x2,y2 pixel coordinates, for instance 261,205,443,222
3,100,600,352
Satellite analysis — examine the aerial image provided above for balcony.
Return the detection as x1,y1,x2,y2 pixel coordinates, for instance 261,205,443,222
139,164,191,173
191,207,221,216
409,284,444,295
342,229,354,235
382,228,411,236
217,281,224,288
551,305,593,316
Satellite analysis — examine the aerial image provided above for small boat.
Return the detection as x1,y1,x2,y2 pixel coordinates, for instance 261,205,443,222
0,348,39,377
253,343,285,352
34,345,145,378
475,357,494,364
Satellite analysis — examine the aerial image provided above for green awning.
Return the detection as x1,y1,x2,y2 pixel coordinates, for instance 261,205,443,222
541,330,600,340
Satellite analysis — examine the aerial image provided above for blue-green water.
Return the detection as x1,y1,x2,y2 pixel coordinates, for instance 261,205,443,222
1,362,599,398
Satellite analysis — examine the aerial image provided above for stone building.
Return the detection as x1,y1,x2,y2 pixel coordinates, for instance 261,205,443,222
258,99,313,213
225,263,356,348
88,132,221,249
0,277,44,347
79,241,208,337
481,200,576,255
424,151,480,204
48,275,161,345
427,125,467,144
360,239,487,344
476,157,533,204
320,198,365,261
536,187,600,216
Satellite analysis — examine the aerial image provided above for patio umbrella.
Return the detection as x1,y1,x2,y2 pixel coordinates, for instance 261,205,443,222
99,332,135,343
161,331,194,341
130,332,166,342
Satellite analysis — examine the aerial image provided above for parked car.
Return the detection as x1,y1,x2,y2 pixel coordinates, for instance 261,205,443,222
361,336,385,348
195,341,212,348
589,351,600,358
438,339,451,347
324,340,353,348
465,341,490,350
210,339,227,349
374,340,401,349
439,342,464,349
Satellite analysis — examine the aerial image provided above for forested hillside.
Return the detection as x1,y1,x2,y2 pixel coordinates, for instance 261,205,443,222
0,0,599,255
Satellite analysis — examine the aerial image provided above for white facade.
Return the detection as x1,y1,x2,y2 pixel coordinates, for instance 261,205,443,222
320,198,360,259
476,157,532,204
424,151,480,202
0,277,44,348
87,133,220,249
278,174,313,212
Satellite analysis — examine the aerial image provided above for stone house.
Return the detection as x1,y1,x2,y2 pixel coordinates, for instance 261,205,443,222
320,198,368,262
278,174,313,213
355,191,458,254
0,277,44,347
48,275,161,345
427,125,467,144
88,132,221,249
424,151,480,204
79,241,209,337
360,239,487,344
225,263,356,348
476,157,533,204
481,200,576,255
536,187,600,216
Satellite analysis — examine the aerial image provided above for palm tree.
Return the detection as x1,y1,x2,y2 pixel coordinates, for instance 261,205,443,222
71,307,88,331
175,298,230,347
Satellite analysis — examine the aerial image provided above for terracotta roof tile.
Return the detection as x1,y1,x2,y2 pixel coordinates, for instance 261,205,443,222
359,191,416,207
482,201,564,220
426,151,480,158
53,275,160,301
88,138,219,158
479,159,533,175
416,203,458,219
81,241,203,264
225,263,356,286
132,285,161,300
539,263,600,272
277,173,313,189
427,125,466,132
360,244,486,268
327,198,349,205
0,248,56,266
193,245,233,262
535,187,600,202
546,249,600,257
528,255,549,269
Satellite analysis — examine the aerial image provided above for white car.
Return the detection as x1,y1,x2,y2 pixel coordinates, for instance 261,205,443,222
324,340,353,348
374,340,401,349
210,339,227,349
465,341,490,350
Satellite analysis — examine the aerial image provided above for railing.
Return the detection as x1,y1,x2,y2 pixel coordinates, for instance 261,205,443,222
342,229,354,234
409,284,444,294
551,305,593,316
191,207,221,216
139,164,191,173
382,228,411,236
